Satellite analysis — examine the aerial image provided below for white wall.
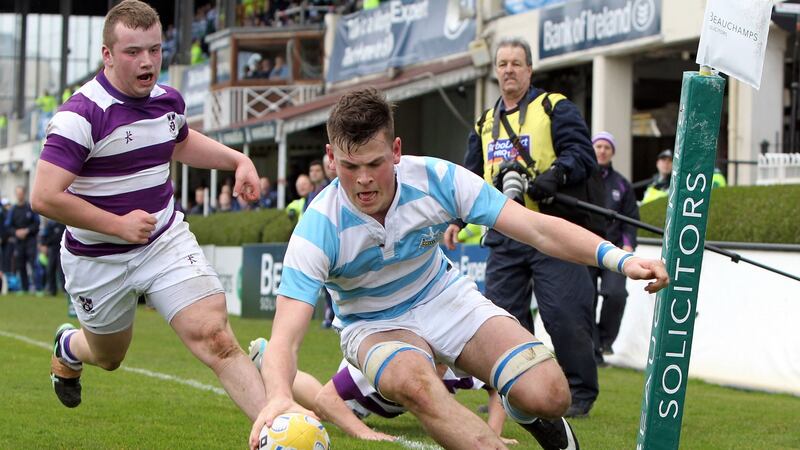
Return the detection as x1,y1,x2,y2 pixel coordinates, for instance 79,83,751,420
535,244,800,396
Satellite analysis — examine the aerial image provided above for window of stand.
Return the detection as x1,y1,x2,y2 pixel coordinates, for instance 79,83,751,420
210,31,324,88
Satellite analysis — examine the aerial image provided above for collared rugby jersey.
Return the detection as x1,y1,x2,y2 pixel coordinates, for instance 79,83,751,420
39,70,188,259
277,155,508,325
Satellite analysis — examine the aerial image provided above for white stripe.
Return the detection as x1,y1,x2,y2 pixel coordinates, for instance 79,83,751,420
0,329,225,395
93,113,184,158
335,249,436,291
69,162,170,196
335,259,445,316
67,202,174,245
453,164,484,218
79,79,121,111
49,111,93,149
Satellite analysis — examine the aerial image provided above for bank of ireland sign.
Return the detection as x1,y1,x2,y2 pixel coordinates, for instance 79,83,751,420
539,0,661,59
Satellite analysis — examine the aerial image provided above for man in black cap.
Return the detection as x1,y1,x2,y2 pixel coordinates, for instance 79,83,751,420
642,149,673,204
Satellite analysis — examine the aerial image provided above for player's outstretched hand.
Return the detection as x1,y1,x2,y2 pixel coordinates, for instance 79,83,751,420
234,158,260,203
622,257,669,294
353,429,398,442
116,209,157,244
248,396,316,450
442,223,461,251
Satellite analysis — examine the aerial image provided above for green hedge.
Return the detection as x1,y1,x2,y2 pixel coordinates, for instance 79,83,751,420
638,185,800,244
187,185,800,246
187,208,296,245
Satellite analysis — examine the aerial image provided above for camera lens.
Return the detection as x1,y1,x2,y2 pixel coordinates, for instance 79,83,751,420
502,171,525,199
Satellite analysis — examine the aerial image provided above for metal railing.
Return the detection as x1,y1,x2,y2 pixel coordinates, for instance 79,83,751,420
757,152,800,185
204,84,324,130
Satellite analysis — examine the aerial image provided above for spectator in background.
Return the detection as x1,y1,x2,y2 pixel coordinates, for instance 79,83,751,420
218,191,234,212
0,112,7,147
190,38,206,65
445,37,600,419
306,159,328,210
712,167,727,188
258,176,278,208
286,174,312,220
36,90,57,139
642,149,673,204
254,58,273,79
270,55,289,80
589,132,639,365
40,217,67,296
5,186,40,294
189,186,214,215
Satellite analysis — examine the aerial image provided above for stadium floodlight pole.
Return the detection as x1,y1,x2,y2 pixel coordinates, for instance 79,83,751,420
552,193,800,283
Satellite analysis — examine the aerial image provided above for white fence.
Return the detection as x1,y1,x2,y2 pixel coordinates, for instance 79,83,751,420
204,84,324,130
757,152,800,185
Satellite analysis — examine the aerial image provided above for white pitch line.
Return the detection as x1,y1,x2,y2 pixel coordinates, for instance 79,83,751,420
2,329,440,449
395,437,443,450
0,329,225,395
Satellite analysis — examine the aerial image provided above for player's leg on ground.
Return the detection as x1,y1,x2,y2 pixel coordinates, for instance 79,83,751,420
457,316,578,449
170,293,266,420
456,316,570,419
357,329,507,450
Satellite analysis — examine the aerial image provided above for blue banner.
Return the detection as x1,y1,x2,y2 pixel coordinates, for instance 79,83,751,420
504,0,566,15
180,63,210,117
539,0,661,59
440,244,489,293
327,0,476,83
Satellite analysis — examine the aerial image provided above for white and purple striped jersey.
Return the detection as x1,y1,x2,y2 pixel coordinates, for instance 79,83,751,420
39,71,188,259
331,358,485,418
277,155,508,326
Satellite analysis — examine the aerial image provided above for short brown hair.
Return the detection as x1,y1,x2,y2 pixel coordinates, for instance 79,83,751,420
103,0,161,48
327,88,395,154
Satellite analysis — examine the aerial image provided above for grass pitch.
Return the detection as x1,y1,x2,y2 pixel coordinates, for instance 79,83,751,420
1,294,798,449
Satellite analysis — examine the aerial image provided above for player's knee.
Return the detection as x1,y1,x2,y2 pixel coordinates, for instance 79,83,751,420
362,341,435,401
512,367,570,418
95,355,124,371
202,323,239,361
390,372,440,415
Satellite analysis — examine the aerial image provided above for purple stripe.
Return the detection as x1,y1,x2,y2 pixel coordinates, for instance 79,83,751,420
331,367,404,418
80,141,175,177
332,367,362,401
40,134,90,174
177,123,189,143
358,395,404,418
63,332,79,362
65,210,176,257
443,377,476,393
72,179,173,215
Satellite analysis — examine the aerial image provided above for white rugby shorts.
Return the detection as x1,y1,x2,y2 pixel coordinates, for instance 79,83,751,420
339,274,514,368
61,218,222,334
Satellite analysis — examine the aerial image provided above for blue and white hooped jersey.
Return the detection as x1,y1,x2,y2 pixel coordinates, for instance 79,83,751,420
277,155,508,326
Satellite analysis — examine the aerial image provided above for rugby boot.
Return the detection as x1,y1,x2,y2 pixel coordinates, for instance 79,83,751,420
520,417,579,450
51,323,82,408
248,337,268,370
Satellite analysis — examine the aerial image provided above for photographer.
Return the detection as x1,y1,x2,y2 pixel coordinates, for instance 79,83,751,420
445,37,599,418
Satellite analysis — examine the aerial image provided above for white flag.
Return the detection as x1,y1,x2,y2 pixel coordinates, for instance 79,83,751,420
696,0,773,89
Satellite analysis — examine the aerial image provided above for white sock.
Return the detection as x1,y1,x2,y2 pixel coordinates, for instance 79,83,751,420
59,329,82,366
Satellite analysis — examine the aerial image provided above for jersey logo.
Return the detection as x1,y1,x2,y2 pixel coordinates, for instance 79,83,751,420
78,296,94,313
487,135,530,163
167,112,178,137
124,130,133,144
420,226,443,248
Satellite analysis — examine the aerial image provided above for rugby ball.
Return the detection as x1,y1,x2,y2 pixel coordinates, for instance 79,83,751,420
257,413,330,450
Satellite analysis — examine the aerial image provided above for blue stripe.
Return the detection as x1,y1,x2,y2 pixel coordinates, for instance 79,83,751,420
466,183,508,227
333,250,439,301
492,342,543,394
337,257,448,326
293,208,339,265
339,205,366,231
333,246,386,279
373,347,433,392
596,241,614,267
425,158,458,218
277,266,323,305
617,253,634,272
397,182,427,207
